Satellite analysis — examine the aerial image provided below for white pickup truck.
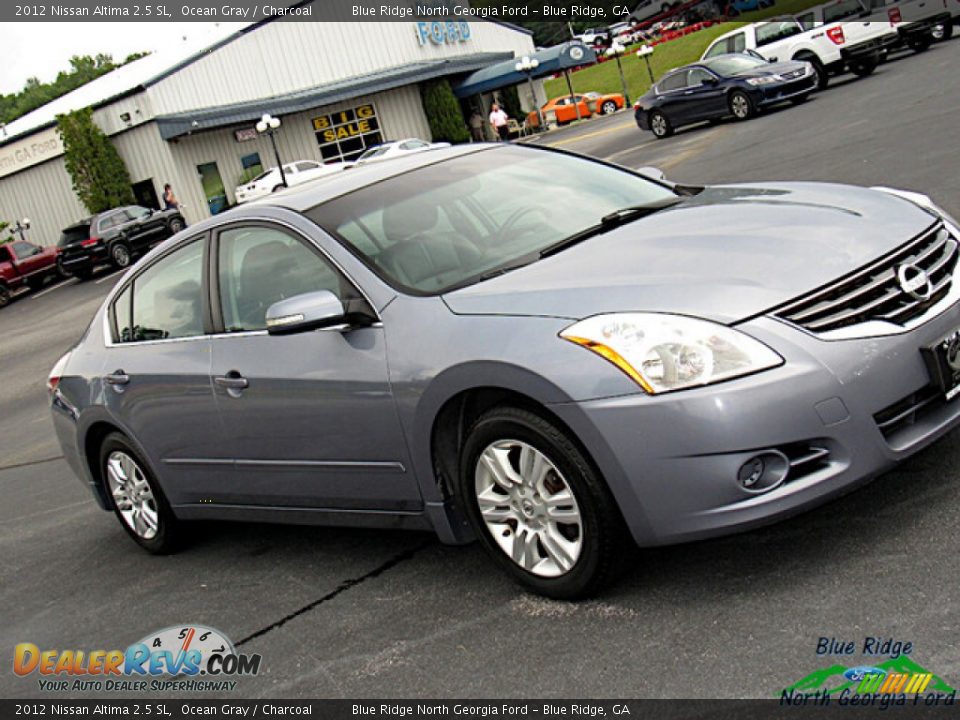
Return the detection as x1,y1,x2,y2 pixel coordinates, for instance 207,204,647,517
862,0,953,49
701,8,897,90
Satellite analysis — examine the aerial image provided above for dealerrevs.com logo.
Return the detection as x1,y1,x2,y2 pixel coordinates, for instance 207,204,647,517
14,624,262,693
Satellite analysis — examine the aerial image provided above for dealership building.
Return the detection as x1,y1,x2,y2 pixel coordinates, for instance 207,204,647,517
0,16,544,246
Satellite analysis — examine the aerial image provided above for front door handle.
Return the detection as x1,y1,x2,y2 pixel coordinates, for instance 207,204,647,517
105,370,130,386
215,371,249,396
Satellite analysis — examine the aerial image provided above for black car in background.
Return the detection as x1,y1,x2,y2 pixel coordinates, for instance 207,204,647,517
634,54,818,139
58,206,186,279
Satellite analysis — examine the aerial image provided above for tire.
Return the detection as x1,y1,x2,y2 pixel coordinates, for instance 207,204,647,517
728,90,756,121
600,100,618,115
0,284,9,308
100,432,182,554
26,276,45,291
56,257,69,279
457,406,629,599
168,217,185,234
110,242,132,269
649,110,673,139
908,35,932,53
848,56,878,77
799,57,828,90
791,93,811,105
932,22,952,42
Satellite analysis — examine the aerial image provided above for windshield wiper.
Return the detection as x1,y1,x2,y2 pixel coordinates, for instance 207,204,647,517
539,197,684,259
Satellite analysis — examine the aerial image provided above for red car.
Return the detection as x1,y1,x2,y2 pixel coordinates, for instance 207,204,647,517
0,239,61,307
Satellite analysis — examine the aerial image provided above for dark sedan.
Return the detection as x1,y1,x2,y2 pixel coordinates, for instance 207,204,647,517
634,54,818,139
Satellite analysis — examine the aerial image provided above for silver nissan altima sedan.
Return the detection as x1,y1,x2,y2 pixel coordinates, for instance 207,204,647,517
49,144,960,598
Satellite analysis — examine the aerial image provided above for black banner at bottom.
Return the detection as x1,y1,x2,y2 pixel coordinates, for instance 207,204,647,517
2,698,959,719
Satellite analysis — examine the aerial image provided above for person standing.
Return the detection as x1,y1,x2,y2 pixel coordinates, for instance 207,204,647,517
162,183,182,210
469,109,485,142
488,103,510,142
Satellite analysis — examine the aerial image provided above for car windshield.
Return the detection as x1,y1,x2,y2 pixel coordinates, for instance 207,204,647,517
251,168,274,182
308,146,677,294
59,224,91,246
824,0,865,22
704,55,769,75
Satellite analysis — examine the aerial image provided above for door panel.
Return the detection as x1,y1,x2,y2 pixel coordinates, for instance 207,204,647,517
208,222,418,510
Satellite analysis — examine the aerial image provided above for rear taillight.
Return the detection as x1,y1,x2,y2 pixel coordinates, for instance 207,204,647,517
826,26,845,44
48,352,71,394
80,237,100,247
888,7,902,23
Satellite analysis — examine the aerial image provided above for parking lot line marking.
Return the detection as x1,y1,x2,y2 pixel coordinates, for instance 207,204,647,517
95,269,125,285
31,278,77,299
545,120,637,147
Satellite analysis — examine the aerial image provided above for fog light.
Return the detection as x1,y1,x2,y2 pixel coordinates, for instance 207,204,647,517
737,451,789,493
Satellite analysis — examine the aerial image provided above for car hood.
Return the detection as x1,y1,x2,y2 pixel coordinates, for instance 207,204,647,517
442,182,939,323
734,60,807,77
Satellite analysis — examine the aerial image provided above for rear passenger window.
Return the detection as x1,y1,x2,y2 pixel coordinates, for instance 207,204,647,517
217,225,345,333
117,240,204,342
658,72,689,92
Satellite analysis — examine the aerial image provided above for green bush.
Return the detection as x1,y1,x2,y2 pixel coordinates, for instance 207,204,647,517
420,79,469,144
500,84,524,123
56,107,135,213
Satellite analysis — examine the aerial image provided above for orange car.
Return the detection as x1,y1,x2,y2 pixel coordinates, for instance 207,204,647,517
526,92,625,128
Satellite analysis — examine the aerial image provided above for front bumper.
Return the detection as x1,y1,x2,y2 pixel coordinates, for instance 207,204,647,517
897,13,953,40
754,74,818,106
549,300,960,547
841,34,898,60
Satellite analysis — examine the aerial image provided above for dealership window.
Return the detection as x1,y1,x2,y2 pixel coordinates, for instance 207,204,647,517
312,103,383,163
241,152,263,176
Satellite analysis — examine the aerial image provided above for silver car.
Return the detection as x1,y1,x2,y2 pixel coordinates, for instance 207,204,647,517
49,144,960,598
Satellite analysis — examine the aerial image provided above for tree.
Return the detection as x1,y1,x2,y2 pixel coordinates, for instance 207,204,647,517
500,85,524,124
420,79,470,144
56,107,134,213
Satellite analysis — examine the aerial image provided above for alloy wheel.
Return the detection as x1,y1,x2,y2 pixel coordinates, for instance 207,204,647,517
170,219,184,234
112,245,131,267
602,101,617,115
474,440,583,578
732,94,750,119
106,451,160,540
651,113,668,137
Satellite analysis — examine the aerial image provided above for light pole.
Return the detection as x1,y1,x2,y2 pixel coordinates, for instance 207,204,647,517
514,56,543,131
636,44,656,86
256,113,286,188
605,43,631,107
9,218,30,242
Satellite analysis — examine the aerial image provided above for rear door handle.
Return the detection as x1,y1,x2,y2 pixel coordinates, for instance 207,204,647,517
105,370,130,386
215,371,249,394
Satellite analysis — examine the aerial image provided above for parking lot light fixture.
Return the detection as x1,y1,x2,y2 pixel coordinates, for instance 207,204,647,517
256,113,286,188
637,44,656,85
605,43,631,107
515,56,544,131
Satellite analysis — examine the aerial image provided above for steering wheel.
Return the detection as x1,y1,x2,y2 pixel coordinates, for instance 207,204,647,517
496,206,551,245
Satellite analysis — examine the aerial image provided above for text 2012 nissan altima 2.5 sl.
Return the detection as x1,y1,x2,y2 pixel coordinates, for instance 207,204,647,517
49,144,960,598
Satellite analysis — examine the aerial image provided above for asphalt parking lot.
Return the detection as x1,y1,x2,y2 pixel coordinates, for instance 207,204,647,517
2,39,959,700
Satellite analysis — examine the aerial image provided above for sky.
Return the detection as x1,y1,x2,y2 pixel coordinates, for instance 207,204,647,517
1,23,249,95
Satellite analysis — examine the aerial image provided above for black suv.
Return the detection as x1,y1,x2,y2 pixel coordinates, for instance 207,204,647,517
58,206,186,280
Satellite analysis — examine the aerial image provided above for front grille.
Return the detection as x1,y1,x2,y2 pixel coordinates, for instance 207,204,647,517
776,224,957,334
780,70,805,80
873,385,942,439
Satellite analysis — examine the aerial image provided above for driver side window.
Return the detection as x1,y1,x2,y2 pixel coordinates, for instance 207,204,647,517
217,225,345,333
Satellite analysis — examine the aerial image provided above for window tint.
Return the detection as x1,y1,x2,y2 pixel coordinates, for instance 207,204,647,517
98,212,125,233
113,284,132,342
125,240,204,342
59,224,91,247
126,206,152,220
217,225,344,332
295,161,320,171
755,21,801,47
688,68,716,85
823,0,865,22
11,241,37,260
796,11,816,30
703,40,729,59
729,33,746,53
658,71,689,92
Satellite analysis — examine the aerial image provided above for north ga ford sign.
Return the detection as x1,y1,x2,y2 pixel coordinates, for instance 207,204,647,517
416,21,472,45
0,127,63,180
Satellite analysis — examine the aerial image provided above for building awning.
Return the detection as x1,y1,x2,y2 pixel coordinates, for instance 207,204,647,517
453,42,597,98
155,51,514,140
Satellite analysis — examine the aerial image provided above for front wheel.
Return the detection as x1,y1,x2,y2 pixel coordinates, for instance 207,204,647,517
908,35,932,53
457,407,628,599
168,217,185,234
649,110,673,139
728,90,756,121
600,100,618,115
110,242,132,269
0,284,10,308
100,433,182,553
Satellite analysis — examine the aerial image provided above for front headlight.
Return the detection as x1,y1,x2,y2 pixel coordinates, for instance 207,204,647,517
560,313,783,394
746,76,778,86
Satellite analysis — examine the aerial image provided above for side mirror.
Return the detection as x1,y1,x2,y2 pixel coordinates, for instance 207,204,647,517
702,77,719,86
265,290,348,335
636,166,667,182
